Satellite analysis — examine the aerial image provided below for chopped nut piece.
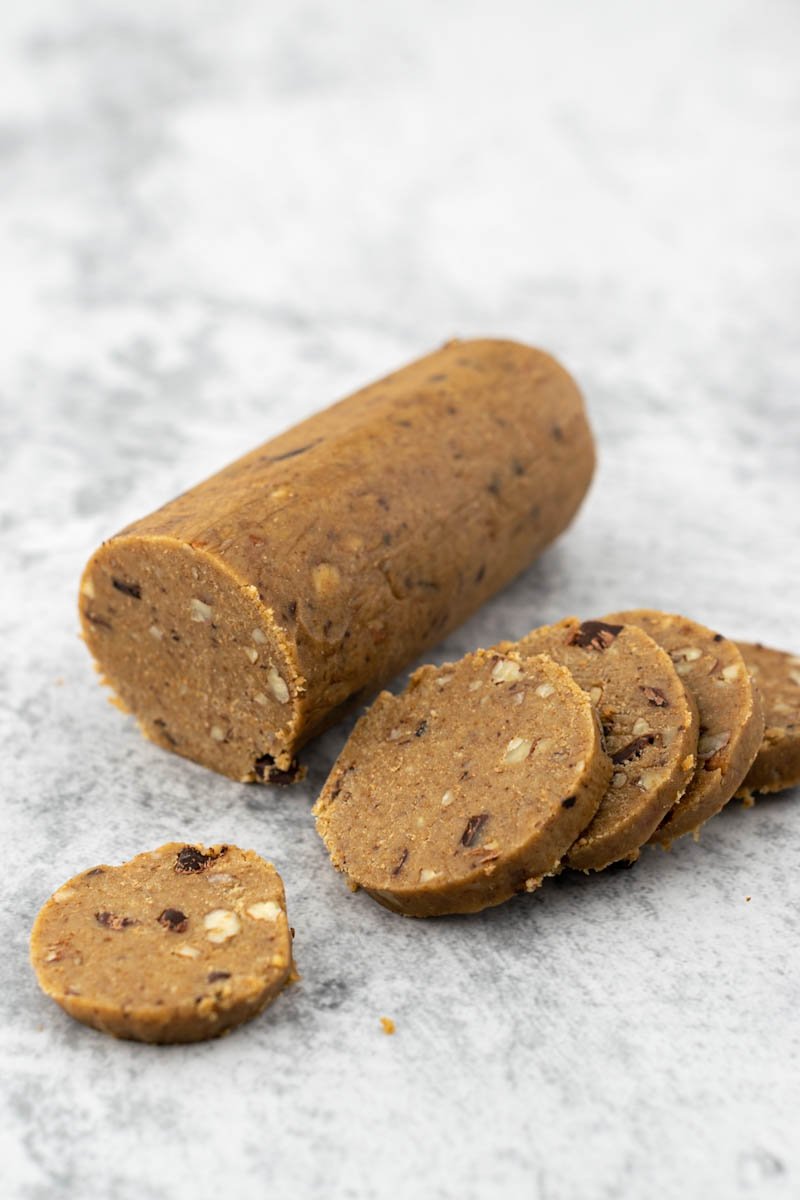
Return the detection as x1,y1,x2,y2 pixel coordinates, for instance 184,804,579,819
418,868,441,883
698,730,731,758
312,562,341,596
80,578,95,599
53,887,76,904
175,945,201,959
244,647,259,664
535,683,555,698
503,736,533,764
611,771,627,788
468,680,483,692
252,628,268,644
671,646,703,663
253,692,268,706
267,665,290,704
190,598,213,622
441,790,454,807
632,717,651,736
491,658,523,683
721,663,740,681
637,768,663,791
246,900,282,921
210,725,226,742
149,624,164,641
589,686,603,705
203,909,241,943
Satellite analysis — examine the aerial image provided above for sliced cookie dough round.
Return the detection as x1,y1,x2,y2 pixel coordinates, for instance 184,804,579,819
498,618,699,870
314,648,612,917
736,642,800,800
30,843,293,1043
604,610,764,845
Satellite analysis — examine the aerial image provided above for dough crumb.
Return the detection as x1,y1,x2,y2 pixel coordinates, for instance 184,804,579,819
380,1016,396,1035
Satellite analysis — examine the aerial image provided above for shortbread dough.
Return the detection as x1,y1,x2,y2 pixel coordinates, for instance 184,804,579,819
79,339,596,781
604,611,764,844
30,843,293,1042
314,648,611,916
501,618,699,869
736,641,800,799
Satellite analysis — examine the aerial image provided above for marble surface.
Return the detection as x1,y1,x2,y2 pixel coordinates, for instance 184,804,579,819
2,1,799,1197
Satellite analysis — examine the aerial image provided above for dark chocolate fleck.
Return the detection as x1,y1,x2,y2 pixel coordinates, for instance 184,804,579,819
175,846,217,874
713,633,723,642
112,578,142,599
511,458,526,476
568,620,624,651
85,868,104,877
157,908,188,932
611,735,656,765
254,753,302,785
264,438,322,463
475,564,486,584
414,720,428,737
641,686,669,707
552,424,565,442
391,848,409,876
208,971,232,982
561,796,577,808
288,600,298,619
84,611,112,629
487,475,502,496
461,813,489,847
95,911,137,930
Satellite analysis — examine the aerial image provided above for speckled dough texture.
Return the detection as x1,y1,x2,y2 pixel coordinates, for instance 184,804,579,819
736,642,800,799
500,618,699,870
314,648,612,916
605,611,764,844
79,338,596,782
30,843,293,1043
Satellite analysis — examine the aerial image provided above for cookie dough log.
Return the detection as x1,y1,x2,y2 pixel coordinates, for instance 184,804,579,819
79,339,596,782
30,843,294,1043
736,642,800,800
604,611,764,845
498,618,699,870
314,649,612,916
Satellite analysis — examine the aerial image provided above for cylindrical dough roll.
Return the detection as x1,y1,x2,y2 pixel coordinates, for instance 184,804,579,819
80,338,596,781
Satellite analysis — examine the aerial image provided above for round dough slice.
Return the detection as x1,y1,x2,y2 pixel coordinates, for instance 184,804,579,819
314,648,612,917
30,843,293,1043
500,618,699,870
603,610,764,845
736,642,800,800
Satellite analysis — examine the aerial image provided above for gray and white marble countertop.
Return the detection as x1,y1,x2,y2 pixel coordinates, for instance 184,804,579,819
2,2,799,1197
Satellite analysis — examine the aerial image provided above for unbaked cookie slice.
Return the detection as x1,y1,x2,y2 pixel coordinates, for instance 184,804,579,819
314,648,612,916
604,611,764,845
499,618,699,870
736,642,800,800
30,843,293,1043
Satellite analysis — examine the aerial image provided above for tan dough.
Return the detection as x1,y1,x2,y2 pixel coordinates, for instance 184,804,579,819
736,642,800,799
30,843,293,1043
79,338,596,782
314,648,612,916
604,610,764,845
498,618,699,869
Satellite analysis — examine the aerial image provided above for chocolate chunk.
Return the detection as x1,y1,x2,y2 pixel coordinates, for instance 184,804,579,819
85,868,104,877
414,720,429,737
611,735,656,765
157,908,188,932
561,796,577,808
713,633,724,642
112,579,142,599
95,911,136,930
641,685,669,707
174,845,217,874
207,971,231,982
254,753,302,785
460,813,489,847
391,848,409,876
567,620,624,651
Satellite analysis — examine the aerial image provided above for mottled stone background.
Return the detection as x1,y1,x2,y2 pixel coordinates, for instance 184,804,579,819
2,1,799,1197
